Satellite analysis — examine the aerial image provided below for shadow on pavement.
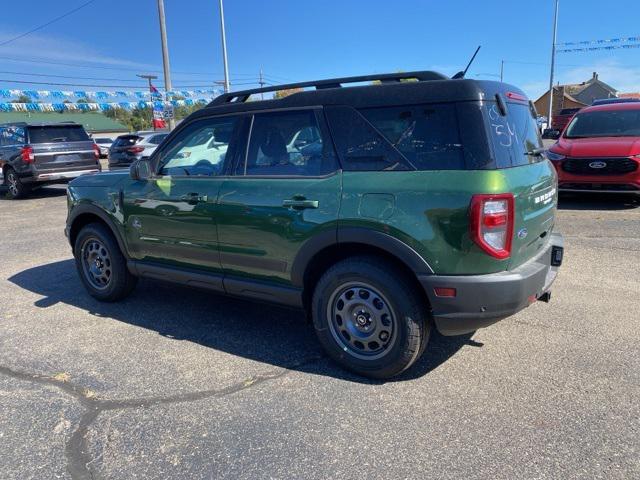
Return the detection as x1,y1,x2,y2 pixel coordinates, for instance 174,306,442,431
9,259,474,384
558,192,640,211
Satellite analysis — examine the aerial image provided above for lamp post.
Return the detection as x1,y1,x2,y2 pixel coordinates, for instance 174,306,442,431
547,0,560,128
218,0,230,93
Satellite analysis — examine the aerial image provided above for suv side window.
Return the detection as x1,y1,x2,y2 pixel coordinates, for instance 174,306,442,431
324,106,412,171
158,116,241,177
360,104,465,170
238,109,337,176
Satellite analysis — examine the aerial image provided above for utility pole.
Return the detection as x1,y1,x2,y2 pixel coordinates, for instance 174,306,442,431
500,60,504,82
547,0,559,127
259,68,265,100
137,74,159,131
218,0,230,93
157,0,175,130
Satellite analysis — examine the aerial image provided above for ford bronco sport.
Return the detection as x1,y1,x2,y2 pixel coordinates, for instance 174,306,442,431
1,122,101,199
65,71,564,379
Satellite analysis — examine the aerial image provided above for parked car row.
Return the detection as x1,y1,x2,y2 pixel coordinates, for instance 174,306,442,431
0,125,171,198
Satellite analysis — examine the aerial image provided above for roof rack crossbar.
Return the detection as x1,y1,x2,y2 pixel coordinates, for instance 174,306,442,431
209,70,448,105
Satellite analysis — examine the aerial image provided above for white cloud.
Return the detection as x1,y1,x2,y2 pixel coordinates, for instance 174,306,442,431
0,30,156,70
557,60,640,94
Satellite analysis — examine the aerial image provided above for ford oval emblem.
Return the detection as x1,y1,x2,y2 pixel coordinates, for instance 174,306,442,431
517,228,528,239
589,161,607,169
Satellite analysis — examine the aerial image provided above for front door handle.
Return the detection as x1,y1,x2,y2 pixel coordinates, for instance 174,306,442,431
282,198,319,209
181,192,208,205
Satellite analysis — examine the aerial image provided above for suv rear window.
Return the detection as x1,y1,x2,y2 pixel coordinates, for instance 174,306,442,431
360,104,464,170
27,125,90,143
487,101,543,168
113,135,141,147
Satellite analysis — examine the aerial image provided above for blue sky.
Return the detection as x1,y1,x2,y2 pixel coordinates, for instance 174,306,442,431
1,0,639,99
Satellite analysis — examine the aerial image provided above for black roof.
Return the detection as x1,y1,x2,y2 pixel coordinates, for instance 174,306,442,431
198,71,527,119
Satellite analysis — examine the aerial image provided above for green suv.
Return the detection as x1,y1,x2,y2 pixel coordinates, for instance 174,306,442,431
65,71,564,379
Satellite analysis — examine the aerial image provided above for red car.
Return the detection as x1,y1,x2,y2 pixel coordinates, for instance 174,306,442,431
547,103,640,194
551,107,581,132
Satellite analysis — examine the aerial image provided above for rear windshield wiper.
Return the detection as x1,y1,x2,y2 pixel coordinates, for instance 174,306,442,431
525,148,546,157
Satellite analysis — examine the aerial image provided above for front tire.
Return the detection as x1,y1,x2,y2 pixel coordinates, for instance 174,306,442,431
312,256,429,379
5,168,30,199
74,223,137,302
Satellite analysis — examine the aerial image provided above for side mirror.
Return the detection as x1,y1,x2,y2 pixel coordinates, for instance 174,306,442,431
542,128,561,140
130,158,152,181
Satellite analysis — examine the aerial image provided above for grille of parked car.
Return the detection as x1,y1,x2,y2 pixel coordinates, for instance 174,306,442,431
561,157,639,175
559,182,640,191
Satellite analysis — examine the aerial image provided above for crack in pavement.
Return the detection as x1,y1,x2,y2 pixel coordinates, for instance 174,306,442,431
0,355,324,480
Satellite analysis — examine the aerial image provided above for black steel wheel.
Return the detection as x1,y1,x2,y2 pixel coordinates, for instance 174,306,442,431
328,282,396,360
74,223,137,302
313,256,429,379
80,237,113,290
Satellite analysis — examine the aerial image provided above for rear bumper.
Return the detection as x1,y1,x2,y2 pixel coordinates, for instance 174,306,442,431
32,169,101,182
419,233,564,336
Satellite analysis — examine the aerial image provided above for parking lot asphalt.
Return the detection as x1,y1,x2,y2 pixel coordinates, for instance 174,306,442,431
1,185,639,480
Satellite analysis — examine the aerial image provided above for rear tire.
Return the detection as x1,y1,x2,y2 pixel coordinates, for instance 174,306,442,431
5,168,30,199
312,256,429,379
74,223,137,302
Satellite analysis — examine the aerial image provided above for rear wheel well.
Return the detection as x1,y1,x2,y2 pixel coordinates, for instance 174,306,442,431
2,163,11,180
302,243,430,316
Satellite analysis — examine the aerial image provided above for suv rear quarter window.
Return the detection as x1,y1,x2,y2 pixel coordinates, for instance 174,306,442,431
360,103,465,170
325,106,412,171
0,126,26,146
27,125,90,143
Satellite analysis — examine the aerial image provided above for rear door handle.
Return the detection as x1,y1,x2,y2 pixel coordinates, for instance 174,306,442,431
282,198,319,209
181,192,208,205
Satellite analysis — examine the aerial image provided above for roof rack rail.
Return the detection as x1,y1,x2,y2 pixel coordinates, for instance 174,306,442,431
209,70,448,105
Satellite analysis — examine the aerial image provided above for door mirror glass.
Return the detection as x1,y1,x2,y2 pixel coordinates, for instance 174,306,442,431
130,158,152,181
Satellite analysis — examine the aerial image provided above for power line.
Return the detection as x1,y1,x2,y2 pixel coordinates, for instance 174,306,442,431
0,0,98,48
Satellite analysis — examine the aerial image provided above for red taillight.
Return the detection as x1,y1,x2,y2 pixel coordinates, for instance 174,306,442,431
21,146,34,163
469,193,515,259
92,143,100,159
126,146,145,154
